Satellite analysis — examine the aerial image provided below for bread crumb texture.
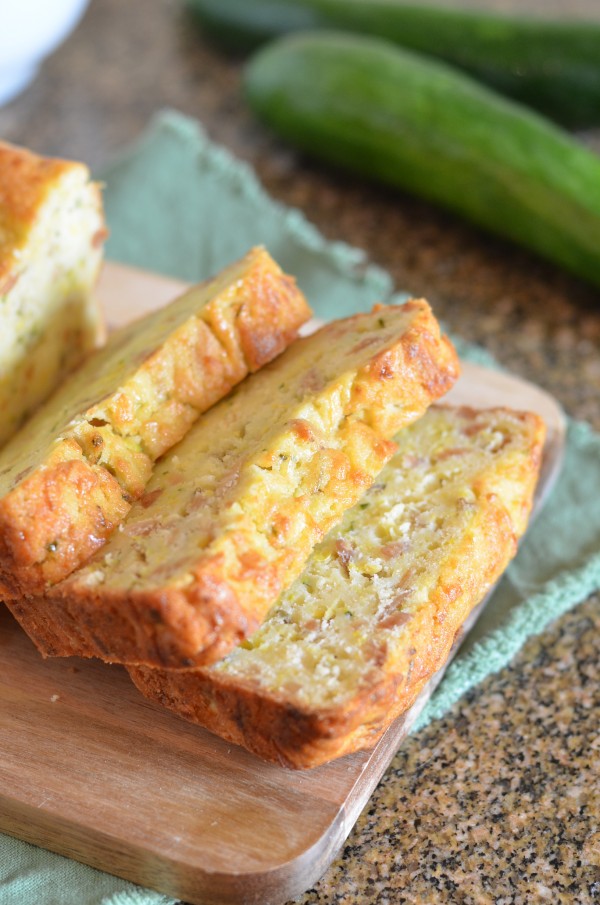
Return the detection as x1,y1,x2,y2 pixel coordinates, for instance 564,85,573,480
0,247,310,596
16,300,458,669
129,405,546,769
0,140,105,447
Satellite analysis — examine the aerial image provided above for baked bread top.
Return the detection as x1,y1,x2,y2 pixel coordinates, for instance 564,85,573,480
0,247,310,596
128,405,546,769
17,300,459,669
0,140,106,446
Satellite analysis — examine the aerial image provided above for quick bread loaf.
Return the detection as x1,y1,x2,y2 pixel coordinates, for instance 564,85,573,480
0,140,105,447
128,405,546,769
11,301,459,669
0,146,544,774
0,247,310,598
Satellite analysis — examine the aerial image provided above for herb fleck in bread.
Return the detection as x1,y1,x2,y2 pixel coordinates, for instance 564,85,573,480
0,140,106,447
12,301,459,669
128,405,545,769
0,247,310,597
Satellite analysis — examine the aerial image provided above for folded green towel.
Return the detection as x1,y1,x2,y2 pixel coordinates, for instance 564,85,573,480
2,110,599,905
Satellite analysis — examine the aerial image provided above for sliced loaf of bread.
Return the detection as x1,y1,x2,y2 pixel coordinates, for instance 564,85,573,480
0,247,310,597
12,301,459,668
0,140,105,447
128,405,545,769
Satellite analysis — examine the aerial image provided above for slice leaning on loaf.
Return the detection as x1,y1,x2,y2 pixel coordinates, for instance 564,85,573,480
128,405,546,769
0,140,106,447
12,300,459,669
0,247,310,598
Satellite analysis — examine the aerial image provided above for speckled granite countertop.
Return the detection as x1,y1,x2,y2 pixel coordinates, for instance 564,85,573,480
1,1,598,902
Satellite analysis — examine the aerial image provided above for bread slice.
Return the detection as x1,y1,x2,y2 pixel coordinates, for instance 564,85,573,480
127,405,546,769
11,301,459,669
0,247,310,598
0,140,105,447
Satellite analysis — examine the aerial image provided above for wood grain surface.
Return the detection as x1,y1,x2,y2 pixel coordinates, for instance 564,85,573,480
0,262,566,905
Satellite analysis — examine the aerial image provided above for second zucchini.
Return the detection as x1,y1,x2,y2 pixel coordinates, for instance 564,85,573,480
189,0,600,127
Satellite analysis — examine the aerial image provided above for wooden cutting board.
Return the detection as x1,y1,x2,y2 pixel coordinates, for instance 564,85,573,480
0,262,566,905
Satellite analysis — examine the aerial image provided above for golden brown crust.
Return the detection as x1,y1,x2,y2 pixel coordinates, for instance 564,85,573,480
0,248,311,598
0,141,106,446
13,301,459,670
128,407,546,769
0,141,81,290
235,268,308,371
0,441,131,597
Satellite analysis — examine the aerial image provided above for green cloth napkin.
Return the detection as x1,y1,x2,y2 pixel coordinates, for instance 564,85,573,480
2,110,599,905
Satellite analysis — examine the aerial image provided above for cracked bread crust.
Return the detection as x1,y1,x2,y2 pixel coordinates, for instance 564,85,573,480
0,141,101,289
127,406,546,769
14,301,459,669
0,140,106,446
0,247,310,597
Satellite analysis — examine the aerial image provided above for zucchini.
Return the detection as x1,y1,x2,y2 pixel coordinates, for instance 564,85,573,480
188,0,600,127
245,32,600,289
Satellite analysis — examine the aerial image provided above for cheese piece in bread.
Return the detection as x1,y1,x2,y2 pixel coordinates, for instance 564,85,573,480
13,301,459,668
0,140,105,447
128,405,546,769
0,247,310,597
